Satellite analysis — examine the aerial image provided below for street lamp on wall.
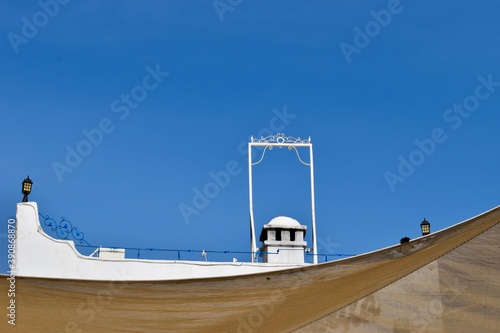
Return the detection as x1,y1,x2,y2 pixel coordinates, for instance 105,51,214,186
420,218,431,236
22,176,33,202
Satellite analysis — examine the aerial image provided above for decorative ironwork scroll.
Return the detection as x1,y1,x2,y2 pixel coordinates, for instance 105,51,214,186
250,133,312,166
38,213,91,246
251,133,311,145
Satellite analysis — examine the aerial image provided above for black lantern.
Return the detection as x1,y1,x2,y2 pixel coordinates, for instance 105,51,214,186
22,176,33,202
420,218,430,236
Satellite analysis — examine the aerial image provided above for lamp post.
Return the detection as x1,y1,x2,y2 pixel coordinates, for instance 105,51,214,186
22,176,33,202
420,218,430,236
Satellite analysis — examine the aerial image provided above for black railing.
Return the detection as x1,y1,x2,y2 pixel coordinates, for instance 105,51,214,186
38,213,355,263
306,252,357,262
38,213,91,246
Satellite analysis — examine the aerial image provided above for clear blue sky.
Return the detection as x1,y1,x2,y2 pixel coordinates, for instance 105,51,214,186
2,1,500,272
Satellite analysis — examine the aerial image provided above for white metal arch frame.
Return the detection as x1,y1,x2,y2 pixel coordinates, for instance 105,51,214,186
248,133,318,264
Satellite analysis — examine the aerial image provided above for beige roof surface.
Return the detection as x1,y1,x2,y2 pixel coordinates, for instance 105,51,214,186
1,205,499,332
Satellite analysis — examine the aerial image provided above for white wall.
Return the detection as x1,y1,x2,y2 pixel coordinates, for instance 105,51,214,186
14,203,307,281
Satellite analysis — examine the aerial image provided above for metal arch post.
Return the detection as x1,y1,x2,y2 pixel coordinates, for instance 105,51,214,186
247,133,318,264
248,140,257,262
309,144,318,264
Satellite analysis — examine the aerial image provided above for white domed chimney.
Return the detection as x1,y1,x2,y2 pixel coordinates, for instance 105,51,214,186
259,216,307,264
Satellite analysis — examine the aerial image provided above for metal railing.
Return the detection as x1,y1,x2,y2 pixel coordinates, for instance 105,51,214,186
39,213,356,263
38,213,91,246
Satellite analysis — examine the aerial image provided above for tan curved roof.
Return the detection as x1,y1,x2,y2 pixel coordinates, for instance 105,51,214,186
1,205,499,332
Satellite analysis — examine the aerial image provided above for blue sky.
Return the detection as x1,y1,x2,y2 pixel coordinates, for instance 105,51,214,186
1,1,500,272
